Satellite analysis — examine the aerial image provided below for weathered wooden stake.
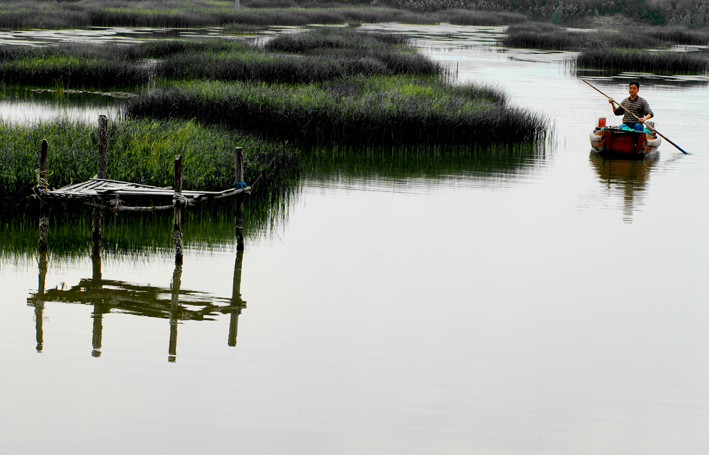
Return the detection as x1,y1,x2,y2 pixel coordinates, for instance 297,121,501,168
38,140,49,251
234,147,245,251
173,155,184,264
97,115,108,179
92,115,108,257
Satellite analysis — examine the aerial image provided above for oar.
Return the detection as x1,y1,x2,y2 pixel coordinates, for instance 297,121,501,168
582,79,689,155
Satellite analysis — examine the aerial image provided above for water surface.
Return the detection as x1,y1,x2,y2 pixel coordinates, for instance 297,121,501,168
1,24,708,455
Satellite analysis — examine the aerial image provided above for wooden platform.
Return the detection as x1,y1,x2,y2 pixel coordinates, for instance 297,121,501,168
37,177,251,212
35,115,249,261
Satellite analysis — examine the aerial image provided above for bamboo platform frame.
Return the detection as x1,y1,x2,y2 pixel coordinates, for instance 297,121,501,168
35,115,250,263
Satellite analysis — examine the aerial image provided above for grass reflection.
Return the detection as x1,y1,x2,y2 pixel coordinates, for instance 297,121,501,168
0,197,292,260
300,143,548,183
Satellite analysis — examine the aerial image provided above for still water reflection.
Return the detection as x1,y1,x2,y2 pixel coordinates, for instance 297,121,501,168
589,152,658,223
2,23,708,455
27,250,246,361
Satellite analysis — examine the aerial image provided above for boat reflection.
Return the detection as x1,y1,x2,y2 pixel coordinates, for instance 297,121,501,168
27,249,247,362
589,151,659,223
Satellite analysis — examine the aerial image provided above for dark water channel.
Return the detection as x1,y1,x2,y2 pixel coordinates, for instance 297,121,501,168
1,24,708,455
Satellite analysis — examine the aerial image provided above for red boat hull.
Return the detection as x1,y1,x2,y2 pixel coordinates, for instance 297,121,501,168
590,127,661,158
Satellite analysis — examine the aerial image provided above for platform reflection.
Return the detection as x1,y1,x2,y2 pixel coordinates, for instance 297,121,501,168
27,250,247,362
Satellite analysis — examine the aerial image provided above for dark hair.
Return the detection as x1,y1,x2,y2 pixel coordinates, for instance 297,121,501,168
629,81,640,89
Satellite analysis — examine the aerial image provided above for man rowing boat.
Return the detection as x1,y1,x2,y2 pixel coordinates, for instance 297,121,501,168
608,81,653,132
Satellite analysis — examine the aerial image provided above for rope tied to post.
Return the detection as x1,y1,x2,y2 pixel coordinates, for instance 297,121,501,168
173,193,188,208
110,198,123,213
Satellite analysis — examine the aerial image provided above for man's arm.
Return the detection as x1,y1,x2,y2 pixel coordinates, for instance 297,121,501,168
608,97,623,116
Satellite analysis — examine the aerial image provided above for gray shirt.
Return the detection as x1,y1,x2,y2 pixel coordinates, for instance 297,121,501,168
614,95,653,124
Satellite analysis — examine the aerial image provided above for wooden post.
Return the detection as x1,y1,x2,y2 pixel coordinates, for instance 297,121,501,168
92,115,108,257
169,264,182,363
234,147,245,251
97,115,108,179
173,155,184,264
235,0,240,11
228,249,245,347
38,140,49,251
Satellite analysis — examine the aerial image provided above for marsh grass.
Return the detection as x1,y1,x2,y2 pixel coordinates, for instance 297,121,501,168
156,42,439,83
301,142,546,183
0,0,529,29
0,118,298,204
502,23,667,51
504,22,709,52
0,32,438,89
0,44,151,89
0,0,543,31
576,48,709,73
124,76,547,146
639,26,709,46
504,22,709,73
123,28,545,146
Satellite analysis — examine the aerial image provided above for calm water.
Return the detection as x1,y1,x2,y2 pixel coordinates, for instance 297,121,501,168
1,25,709,455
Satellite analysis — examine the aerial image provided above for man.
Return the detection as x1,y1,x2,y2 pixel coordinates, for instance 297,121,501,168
608,81,653,131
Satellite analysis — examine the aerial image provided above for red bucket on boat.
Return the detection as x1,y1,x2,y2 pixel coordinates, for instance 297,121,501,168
598,117,606,128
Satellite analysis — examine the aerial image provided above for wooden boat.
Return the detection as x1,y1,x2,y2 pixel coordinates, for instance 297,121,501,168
590,118,661,159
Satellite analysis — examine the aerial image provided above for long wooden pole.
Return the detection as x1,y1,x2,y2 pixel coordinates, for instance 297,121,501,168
92,115,108,256
38,140,49,251
234,147,245,251
582,80,689,155
173,155,184,265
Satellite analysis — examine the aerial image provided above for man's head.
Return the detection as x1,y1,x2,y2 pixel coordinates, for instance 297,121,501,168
628,81,640,98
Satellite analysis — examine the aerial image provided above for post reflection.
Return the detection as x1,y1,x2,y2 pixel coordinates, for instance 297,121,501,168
32,250,49,353
589,152,659,223
26,251,247,362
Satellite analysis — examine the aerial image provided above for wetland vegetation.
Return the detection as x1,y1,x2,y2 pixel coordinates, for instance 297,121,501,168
0,118,297,204
0,27,548,213
502,22,709,73
3,0,709,28
2,0,707,243
0,0,526,29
